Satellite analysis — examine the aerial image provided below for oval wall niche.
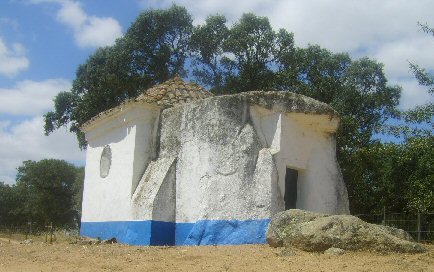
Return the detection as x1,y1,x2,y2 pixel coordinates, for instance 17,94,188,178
100,145,112,178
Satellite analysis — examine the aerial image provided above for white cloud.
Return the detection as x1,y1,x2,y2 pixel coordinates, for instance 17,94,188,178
374,36,434,80
0,37,29,77
396,79,433,111
56,0,87,29
0,78,84,184
139,0,434,110
74,16,123,48
31,0,123,48
0,116,85,185
0,79,71,116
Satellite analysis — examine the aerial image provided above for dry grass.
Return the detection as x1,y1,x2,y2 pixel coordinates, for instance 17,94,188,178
0,229,79,244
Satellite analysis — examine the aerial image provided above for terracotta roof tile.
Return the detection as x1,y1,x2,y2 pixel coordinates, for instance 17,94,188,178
136,75,213,107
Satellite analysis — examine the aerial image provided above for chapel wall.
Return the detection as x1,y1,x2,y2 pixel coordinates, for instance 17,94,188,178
278,113,349,214
81,105,160,222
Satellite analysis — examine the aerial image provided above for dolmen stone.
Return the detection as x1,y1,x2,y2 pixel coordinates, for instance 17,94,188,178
266,209,426,253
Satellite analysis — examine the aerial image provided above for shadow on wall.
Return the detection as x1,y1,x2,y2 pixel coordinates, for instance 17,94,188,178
150,221,175,245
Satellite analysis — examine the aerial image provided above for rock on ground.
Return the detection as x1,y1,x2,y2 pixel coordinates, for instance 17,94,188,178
266,209,426,253
20,239,33,245
77,236,101,245
324,247,345,255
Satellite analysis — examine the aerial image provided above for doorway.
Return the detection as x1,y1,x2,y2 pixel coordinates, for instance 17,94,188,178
284,168,298,210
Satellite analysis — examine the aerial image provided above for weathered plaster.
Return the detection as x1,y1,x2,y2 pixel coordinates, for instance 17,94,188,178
131,156,176,221
81,89,349,245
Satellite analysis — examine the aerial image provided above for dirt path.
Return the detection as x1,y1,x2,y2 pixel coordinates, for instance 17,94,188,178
0,240,433,272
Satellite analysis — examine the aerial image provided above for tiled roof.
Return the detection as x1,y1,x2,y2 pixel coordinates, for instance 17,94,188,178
136,75,213,106
81,76,213,131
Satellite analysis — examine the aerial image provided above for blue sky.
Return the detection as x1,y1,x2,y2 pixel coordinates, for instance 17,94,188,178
0,0,433,184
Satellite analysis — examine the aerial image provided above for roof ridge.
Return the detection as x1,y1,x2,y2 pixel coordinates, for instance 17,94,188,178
136,76,213,107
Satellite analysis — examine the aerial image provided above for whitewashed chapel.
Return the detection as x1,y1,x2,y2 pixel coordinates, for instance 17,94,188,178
80,76,349,245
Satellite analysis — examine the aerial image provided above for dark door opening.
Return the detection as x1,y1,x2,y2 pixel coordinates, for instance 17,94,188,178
284,168,298,210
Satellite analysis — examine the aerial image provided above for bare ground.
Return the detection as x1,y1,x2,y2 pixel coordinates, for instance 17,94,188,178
0,237,433,272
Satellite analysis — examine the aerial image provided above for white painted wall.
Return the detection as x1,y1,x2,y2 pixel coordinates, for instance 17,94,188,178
81,104,159,222
82,94,348,225
277,112,348,214
249,106,349,215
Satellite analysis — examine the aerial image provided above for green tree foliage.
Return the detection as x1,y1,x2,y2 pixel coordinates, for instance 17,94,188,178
44,5,193,148
46,8,400,154
191,14,400,153
0,182,25,226
14,159,82,228
346,136,434,214
190,15,230,92
281,48,400,151
221,13,292,93
191,14,294,94
0,161,84,228
43,6,432,214
73,166,85,222
346,23,434,214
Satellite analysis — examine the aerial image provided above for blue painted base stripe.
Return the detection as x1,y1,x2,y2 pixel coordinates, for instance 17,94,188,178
177,219,270,245
81,219,270,246
80,220,174,246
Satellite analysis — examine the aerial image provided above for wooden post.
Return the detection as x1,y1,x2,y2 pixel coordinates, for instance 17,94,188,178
50,222,53,244
25,222,28,240
417,212,421,243
383,206,386,226
45,221,48,242
45,222,53,244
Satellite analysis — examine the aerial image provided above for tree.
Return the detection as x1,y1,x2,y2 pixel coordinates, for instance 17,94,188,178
345,23,434,214
394,22,434,213
191,13,295,94
406,23,434,129
44,7,406,214
191,16,401,211
221,13,292,93
72,166,85,224
46,7,399,154
277,46,401,151
190,14,400,153
0,182,25,227
44,5,193,148
345,137,434,214
190,15,230,92
15,159,81,228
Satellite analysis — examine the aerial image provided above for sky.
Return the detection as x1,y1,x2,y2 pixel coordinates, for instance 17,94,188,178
0,0,433,185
